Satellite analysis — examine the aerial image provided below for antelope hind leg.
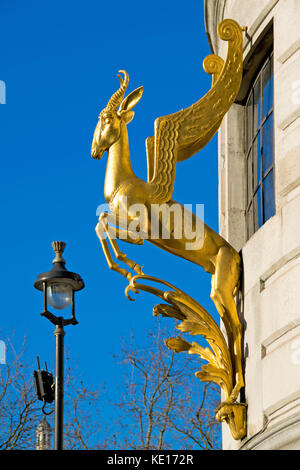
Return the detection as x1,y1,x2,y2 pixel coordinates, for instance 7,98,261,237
210,245,244,403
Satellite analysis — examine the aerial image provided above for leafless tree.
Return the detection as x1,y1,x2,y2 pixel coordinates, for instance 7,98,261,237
0,334,41,450
0,326,221,450
0,333,110,450
112,323,221,450
62,356,111,450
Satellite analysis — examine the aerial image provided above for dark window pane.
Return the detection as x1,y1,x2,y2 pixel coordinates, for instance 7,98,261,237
254,187,262,232
263,169,275,222
247,203,254,239
253,131,261,190
247,151,253,205
262,56,273,119
262,113,274,175
253,75,261,131
246,92,253,152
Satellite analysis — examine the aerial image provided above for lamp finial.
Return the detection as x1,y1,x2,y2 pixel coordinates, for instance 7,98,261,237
52,241,66,264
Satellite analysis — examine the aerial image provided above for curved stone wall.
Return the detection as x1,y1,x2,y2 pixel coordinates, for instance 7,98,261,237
204,0,300,450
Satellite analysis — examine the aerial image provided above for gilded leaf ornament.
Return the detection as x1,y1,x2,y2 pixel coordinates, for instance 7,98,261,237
126,274,246,441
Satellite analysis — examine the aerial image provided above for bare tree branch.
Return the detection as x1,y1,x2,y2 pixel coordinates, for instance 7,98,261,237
113,323,221,450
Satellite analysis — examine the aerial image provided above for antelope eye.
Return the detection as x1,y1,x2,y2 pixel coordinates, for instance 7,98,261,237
101,114,111,123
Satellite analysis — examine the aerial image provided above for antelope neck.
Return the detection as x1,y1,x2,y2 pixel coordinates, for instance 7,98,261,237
104,122,134,202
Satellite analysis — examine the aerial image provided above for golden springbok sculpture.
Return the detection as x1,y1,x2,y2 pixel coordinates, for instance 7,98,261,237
91,19,246,438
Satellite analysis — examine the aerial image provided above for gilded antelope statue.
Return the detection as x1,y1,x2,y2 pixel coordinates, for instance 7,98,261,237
91,19,245,408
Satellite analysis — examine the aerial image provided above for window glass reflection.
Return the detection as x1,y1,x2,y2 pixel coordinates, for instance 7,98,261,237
263,170,275,221
262,114,274,176
262,56,273,119
253,132,261,189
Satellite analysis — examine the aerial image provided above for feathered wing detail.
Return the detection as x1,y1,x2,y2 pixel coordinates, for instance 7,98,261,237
176,54,225,164
146,55,224,199
149,116,180,202
147,19,243,204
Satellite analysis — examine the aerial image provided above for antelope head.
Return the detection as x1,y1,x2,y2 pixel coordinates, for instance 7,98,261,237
91,70,144,160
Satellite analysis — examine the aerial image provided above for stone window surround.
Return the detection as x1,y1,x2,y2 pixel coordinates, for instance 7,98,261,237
245,51,275,239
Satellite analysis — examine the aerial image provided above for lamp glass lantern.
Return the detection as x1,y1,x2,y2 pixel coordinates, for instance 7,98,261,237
34,241,84,325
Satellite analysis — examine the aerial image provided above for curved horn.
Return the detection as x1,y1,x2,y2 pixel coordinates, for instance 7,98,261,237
106,70,129,110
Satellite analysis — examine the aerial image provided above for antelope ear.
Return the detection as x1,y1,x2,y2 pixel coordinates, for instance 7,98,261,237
119,86,144,112
120,110,135,124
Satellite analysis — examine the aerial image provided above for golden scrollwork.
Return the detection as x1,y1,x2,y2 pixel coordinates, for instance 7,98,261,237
90,19,247,440
125,274,247,441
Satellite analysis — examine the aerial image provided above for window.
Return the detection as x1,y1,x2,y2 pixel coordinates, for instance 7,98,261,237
245,52,275,239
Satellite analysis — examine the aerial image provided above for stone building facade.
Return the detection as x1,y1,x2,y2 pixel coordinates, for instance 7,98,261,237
204,0,300,450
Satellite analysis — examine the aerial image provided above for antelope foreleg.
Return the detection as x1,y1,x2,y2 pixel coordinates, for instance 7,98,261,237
95,220,132,280
97,213,145,276
104,212,145,245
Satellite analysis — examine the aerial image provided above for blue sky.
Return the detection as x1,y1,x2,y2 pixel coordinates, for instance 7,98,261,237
0,0,219,413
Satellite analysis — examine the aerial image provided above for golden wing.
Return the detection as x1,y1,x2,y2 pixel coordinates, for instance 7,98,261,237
147,19,244,204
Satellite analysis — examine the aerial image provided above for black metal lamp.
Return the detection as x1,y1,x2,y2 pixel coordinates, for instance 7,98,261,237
34,241,84,450
34,241,84,326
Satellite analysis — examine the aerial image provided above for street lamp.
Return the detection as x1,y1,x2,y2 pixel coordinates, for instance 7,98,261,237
34,241,84,450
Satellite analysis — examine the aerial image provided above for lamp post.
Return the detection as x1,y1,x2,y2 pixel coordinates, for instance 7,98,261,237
34,241,84,450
